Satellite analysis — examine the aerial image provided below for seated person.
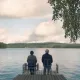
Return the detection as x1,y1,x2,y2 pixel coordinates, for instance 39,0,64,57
27,51,37,75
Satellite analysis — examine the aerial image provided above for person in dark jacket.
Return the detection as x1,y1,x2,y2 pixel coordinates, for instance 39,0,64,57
42,49,53,74
27,51,37,75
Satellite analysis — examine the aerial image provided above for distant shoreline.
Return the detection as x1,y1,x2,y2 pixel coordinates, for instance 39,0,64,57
1,42,80,48
6,42,80,48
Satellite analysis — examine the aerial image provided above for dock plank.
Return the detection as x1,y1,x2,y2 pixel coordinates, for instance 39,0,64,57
13,74,67,80
14,75,27,80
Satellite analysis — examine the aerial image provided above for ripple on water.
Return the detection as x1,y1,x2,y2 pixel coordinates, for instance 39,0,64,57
0,48,80,80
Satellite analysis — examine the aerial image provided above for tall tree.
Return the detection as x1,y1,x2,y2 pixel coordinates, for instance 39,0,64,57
48,0,80,42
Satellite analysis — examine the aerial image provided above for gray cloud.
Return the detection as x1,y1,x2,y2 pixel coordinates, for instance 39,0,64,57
0,0,52,18
0,21,70,43
27,21,70,43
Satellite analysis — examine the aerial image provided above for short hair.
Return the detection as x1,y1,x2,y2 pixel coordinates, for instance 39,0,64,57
30,51,34,55
45,49,49,53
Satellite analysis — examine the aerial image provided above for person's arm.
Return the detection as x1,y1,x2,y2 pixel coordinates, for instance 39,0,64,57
51,56,53,63
42,55,44,63
35,56,37,63
27,56,29,63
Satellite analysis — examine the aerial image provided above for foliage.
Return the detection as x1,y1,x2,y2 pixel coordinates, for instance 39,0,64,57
48,0,80,42
0,42,7,48
7,42,80,48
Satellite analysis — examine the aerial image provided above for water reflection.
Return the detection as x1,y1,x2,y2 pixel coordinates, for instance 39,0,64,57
0,48,80,80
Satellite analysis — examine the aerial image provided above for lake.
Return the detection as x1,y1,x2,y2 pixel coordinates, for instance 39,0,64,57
0,48,80,80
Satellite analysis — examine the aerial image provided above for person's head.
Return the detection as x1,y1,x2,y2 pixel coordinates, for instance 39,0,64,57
30,51,34,55
45,49,49,53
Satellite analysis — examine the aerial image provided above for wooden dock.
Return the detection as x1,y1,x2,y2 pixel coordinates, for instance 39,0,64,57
13,74,67,80
13,63,67,80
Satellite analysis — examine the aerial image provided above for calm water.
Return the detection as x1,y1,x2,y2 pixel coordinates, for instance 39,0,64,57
0,48,80,80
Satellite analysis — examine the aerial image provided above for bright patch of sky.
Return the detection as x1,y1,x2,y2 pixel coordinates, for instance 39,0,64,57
0,18,50,35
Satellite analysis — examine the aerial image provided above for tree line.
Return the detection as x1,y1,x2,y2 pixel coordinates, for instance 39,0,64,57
7,42,80,48
0,42,7,48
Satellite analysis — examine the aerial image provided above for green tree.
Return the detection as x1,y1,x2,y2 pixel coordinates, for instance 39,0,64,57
48,0,80,42
0,42,7,48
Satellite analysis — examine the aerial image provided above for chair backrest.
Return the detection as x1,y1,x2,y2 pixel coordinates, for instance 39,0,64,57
23,63,39,71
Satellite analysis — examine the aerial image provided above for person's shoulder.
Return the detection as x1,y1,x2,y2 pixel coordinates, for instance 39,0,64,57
49,54,52,57
33,55,36,58
28,55,31,58
42,54,45,57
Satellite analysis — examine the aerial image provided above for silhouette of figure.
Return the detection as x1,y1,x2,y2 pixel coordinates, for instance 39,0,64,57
27,51,37,75
42,49,53,74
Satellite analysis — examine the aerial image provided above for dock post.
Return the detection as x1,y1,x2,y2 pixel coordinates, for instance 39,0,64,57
56,64,59,73
23,63,28,73
36,63,39,71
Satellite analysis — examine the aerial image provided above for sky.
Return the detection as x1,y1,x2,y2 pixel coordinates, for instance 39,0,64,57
0,0,75,43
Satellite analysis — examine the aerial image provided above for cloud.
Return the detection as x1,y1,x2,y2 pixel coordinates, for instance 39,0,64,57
6,29,32,43
0,28,32,43
0,28,7,42
0,0,70,43
28,21,70,43
0,0,52,18
35,21,62,36
6,35,27,43
0,21,70,43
